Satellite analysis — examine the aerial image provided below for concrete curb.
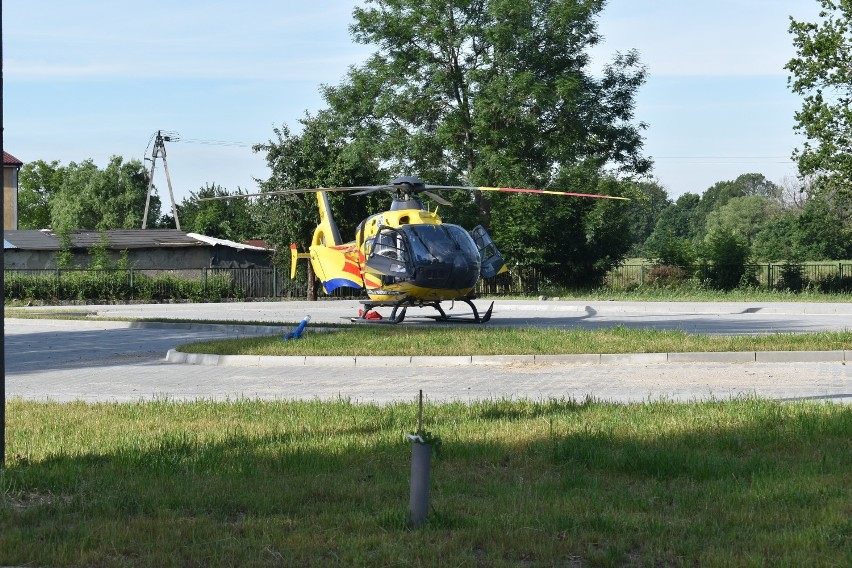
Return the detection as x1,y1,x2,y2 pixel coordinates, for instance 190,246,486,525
165,349,849,367
127,321,290,335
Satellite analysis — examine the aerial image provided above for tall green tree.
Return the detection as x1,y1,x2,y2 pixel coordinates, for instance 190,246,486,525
793,196,852,259
177,184,255,242
252,116,388,261
18,160,64,229
644,192,701,251
703,195,782,248
786,0,852,221
327,0,649,203
49,157,161,231
692,173,781,239
622,179,671,254
257,0,649,284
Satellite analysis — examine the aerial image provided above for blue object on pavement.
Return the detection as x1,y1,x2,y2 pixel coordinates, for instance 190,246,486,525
283,315,311,340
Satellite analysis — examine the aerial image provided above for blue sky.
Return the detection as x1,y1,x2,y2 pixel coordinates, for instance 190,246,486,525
3,0,821,207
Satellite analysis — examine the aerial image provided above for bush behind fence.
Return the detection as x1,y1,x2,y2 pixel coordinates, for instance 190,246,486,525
603,262,852,293
4,263,852,303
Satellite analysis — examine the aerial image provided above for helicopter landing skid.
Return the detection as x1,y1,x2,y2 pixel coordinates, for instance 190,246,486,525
350,298,493,324
422,299,493,324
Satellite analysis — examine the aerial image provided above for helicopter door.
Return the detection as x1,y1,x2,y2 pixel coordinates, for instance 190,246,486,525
470,225,506,278
364,228,412,278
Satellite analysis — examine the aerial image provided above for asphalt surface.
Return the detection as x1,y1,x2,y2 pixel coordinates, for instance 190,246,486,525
26,298,852,334
4,299,852,404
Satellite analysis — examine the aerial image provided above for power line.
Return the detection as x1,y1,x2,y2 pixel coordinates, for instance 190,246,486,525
179,138,254,148
654,156,793,159
652,156,795,165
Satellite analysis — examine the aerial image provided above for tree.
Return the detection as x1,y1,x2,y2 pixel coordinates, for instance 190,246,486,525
703,230,752,290
703,195,782,248
257,0,650,284
793,196,852,259
644,192,701,251
49,157,161,231
177,184,256,242
622,179,671,254
692,173,781,239
786,1,852,221
751,212,799,261
330,0,649,192
253,116,388,262
18,160,64,229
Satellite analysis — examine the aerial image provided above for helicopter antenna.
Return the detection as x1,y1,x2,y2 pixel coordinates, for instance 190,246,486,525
143,130,182,230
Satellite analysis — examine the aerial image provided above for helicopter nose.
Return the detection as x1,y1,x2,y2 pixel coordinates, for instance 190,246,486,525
413,257,478,290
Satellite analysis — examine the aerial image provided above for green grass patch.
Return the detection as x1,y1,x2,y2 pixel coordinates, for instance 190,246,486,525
2,398,850,566
179,326,852,356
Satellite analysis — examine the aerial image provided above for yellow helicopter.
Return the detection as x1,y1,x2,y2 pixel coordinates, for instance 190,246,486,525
205,176,628,323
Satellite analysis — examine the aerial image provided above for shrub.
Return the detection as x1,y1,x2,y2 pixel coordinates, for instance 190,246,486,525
3,270,244,303
815,273,852,293
704,231,751,290
776,261,806,292
646,265,690,287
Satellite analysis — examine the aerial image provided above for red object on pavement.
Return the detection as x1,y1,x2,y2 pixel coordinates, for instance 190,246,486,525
358,309,383,320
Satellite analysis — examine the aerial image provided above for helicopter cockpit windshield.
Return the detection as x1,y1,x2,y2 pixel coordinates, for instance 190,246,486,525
364,223,483,290
402,224,479,266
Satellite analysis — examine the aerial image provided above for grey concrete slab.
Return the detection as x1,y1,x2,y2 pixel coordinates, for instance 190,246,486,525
410,355,472,366
755,350,845,363
534,354,601,365
257,355,306,367
179,352,222,366
668,352,756,363
471,355,536,366
600,353,668,365
303,355,356,367
355,356,412,367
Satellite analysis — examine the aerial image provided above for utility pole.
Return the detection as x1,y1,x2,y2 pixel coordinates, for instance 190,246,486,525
143,130,181,230
1,3,6,468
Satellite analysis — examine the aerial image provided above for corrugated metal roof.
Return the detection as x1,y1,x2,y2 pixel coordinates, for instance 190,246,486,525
3,229,212,250
3,230,59,249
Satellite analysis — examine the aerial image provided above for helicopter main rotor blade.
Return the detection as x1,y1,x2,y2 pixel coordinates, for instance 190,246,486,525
198,182,629,202
423,185,630,201
351,185,395,196
198,186,381,202
477,186,630,200
422,191,452,206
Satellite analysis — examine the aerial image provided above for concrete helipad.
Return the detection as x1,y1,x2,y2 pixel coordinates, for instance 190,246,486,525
30,298,852,334
4,299,851,404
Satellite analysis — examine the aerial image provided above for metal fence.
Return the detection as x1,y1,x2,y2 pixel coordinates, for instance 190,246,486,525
603,263,852,291
4,263,852,302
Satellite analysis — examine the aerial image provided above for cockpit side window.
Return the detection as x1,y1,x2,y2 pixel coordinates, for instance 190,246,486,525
367,227,409,263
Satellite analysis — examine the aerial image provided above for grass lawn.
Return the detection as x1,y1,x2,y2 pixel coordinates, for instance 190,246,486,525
179,326,852,356
2,398,851,567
